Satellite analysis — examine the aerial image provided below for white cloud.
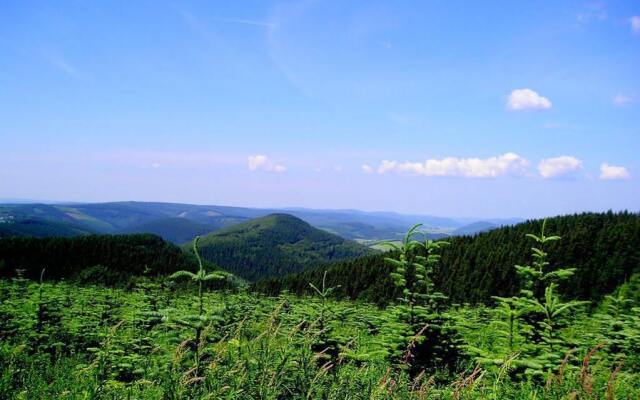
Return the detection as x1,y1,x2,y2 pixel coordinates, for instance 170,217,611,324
247,154,286,173
507,89,552,111
600,163,630,180
375,153,529,178
361,164,374,174
613,94,634,107
631,16,640,33
538,156,582,178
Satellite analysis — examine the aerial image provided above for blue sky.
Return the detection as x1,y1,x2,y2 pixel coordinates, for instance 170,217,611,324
0,0,639,218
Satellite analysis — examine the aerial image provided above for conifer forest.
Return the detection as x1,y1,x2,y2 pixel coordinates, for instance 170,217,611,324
1,213,639,399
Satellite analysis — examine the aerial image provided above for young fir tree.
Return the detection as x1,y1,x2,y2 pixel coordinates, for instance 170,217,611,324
32,269,66,359
168,236,227,378
381,224,461,373
594,281,640,370
482,219,589,376
308,271,341,366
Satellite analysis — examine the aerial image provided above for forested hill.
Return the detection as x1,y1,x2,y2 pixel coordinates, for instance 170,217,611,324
254,211,640,304
0,234,202,284
191,213,373,281
0,217,95,238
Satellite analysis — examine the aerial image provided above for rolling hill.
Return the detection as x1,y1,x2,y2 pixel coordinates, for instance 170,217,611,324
0,201,517,243
254,211,640,305
0,217,95,238
451,221,497,236
117,217,218,244
191,213,374,281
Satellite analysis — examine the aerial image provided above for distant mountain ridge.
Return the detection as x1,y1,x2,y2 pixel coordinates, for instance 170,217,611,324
452,221,497,236
191,213,374,281
0,201,521,243
117,217,220,244
0,217,94,238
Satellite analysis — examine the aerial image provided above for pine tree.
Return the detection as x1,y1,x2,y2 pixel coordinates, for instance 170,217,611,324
168,236,228,378
381,224,461,373
489,219,589,376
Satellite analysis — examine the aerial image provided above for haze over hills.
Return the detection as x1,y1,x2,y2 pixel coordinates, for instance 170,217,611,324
0,217,94,238
190,213,374,281
117,218,221,244
451,221,498,236
0,201,519,242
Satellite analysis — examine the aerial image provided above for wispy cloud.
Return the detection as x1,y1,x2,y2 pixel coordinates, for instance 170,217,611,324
538,156,582,178
613,94,635,107
43,52,84,80
361,164,374,174
265,1,316,95
248,155,286,173
213,17,276,29
373,153,529,178
507,89,552,111
600,163,630,180
631,16,640,34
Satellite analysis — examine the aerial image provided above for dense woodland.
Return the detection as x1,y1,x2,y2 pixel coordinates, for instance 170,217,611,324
0,234,201,284
0,217,94,238
255,212,640,305
192,213,372,281
0,211,639,398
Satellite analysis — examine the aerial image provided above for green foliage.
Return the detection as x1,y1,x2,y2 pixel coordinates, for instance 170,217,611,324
193,213,372,281
461,220,589,378
0,214,639,399
0,217,94,238
1,278,638,399
0,234,204,284
255,212,640,305
380,224,463,374
168,236,228,378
